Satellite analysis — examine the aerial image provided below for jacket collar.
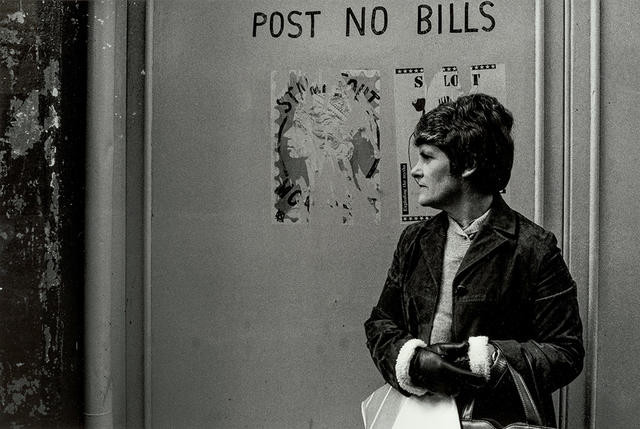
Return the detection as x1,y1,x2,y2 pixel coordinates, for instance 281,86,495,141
416,194,517,284
483,193,517,238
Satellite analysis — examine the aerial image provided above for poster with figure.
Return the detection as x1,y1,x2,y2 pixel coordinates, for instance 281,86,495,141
271,70,381,224
396,63,506,222
396,65,463,222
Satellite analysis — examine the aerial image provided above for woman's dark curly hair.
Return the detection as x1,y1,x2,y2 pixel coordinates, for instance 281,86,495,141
414,93,514,194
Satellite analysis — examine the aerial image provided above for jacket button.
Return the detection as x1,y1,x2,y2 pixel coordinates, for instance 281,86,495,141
455,284,468,297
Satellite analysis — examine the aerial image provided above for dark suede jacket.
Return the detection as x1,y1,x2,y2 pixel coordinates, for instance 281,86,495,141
364,196,584,427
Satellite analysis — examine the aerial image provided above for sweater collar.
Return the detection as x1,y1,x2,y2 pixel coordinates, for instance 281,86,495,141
448,208,492,239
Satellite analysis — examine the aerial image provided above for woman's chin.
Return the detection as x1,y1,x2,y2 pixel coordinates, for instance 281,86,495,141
416,193,433,207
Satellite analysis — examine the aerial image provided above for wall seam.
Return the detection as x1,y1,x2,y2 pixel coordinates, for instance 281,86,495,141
534,0,545,224
558,0,573,427
586,0,600,428
144,0,154,428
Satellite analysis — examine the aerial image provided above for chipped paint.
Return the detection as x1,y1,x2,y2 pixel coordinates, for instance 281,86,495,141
7,11,26,24
44,136,56,166
0,24,22,85
0,1,84,425
2,91,43,158
44,326,52,363
44,60,60,97
0,375,41,415
44,105,61,130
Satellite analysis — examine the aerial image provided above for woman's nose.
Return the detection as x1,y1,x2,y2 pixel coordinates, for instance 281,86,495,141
410,163,422,178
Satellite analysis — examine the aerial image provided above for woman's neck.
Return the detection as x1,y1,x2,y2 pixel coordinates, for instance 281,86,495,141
445,193,494,229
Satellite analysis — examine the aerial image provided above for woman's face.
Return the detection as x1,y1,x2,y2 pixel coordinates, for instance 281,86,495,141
410,144,463,209
284,121,313,159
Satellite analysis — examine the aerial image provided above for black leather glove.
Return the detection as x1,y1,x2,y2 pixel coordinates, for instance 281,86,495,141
427,342,472,369
409,342,487,396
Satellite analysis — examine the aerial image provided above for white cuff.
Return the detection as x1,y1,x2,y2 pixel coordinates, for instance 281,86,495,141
395,338,429,396
468,336,491,380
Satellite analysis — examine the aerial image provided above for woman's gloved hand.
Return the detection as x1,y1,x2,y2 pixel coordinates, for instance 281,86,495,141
428,342,473,369
408,342,487,396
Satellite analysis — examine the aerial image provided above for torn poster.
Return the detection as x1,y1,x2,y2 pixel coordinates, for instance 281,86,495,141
468,63,506,99
394,67,437,222
395,64,506,222
271,70,381,224
423,65,464,114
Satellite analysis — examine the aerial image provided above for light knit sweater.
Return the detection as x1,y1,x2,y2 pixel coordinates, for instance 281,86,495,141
429,209,491,343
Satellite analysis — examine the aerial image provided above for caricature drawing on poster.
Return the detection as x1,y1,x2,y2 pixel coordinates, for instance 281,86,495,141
271,70,381,224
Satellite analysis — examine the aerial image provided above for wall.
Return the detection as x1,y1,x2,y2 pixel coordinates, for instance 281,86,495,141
147,1,540,428
112,0,640,428
6,1,640,427
596,1,640,426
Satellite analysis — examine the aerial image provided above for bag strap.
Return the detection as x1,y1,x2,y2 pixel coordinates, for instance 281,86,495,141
521,346,547,422
508,363,544,424
461,363,544,426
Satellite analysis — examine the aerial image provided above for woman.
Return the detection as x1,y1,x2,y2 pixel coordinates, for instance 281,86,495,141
364,94,583,427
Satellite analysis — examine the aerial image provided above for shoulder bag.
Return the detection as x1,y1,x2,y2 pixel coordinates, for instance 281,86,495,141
460,361,553,429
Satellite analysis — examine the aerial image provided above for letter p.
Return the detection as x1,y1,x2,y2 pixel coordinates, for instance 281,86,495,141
253,12,267,37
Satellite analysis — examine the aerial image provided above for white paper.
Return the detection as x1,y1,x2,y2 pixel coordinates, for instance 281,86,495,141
362,384,461,429
391,393,461,429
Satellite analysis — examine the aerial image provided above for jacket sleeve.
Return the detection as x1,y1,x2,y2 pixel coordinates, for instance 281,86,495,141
491,232,585,393
364,226,428,396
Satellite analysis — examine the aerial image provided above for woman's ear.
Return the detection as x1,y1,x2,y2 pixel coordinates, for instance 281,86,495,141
461,164,477,179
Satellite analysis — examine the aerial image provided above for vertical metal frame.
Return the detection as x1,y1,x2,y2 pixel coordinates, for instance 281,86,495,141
123,1,149,427
586,0,601,428
85,0,116,428
561,1,600,427
534,0,545,224
144,1,154,428
537,1,593,426
558,1,573,427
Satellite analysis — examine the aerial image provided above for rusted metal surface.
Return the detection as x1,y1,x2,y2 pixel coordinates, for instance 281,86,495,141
0,1,86,426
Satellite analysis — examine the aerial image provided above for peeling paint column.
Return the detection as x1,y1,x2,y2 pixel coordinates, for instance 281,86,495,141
85,0,116,428
0,1,85,426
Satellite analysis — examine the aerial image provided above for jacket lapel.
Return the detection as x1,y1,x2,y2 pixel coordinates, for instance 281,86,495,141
454,195,517,282
417,212,448,288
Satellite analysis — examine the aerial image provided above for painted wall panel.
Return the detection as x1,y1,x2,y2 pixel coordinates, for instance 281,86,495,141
565,1,593,427
150,1,539,427
597,1,640,425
